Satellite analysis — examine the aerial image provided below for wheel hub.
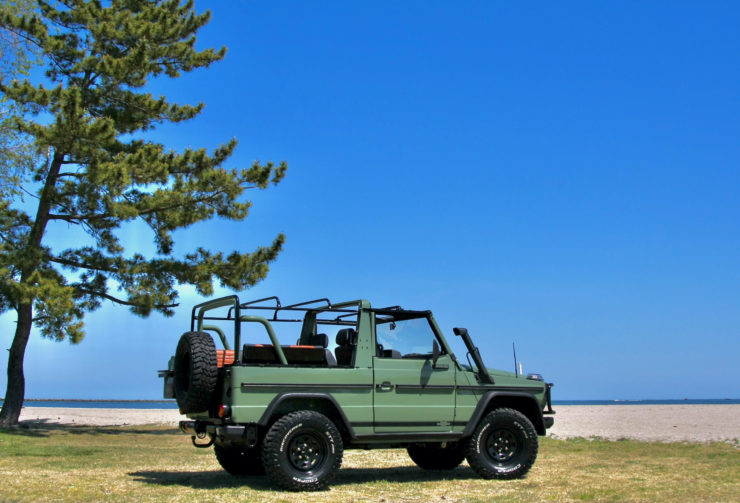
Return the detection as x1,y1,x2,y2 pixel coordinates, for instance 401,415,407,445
486,428,519,462
288,433,325,471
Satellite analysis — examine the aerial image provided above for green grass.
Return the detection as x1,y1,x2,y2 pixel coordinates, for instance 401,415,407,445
0,425,738,502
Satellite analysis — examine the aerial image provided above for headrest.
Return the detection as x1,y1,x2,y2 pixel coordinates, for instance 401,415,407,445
336,328,358,346
305,333,329,348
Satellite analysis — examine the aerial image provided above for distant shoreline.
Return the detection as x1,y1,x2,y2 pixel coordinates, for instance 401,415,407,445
553,398,740,405
2,397,738,406
20,398,176,403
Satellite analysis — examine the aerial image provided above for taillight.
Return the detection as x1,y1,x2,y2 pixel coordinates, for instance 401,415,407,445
218,404,231,418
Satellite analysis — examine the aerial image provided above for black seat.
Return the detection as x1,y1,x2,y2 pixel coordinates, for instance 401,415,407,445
296,333,336,366
335,328,357,366
243,344,328,365
301,333,328,347
382,349,401,359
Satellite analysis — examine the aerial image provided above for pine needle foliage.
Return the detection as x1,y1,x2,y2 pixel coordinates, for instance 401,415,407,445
0,0,287,426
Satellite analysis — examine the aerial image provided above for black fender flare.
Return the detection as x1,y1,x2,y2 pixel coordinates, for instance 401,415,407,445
463,391,546,436
258,392,357,439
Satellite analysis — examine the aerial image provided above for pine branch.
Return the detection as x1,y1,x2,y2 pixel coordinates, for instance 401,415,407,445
74,286,178,309
19,186,39,200
47,188,234,222
48,255,117,273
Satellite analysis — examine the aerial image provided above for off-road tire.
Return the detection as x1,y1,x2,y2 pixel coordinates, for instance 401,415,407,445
407,442,466,470
214,444,265,476
262,410,343,491
174,331,218,414
465,407,538,479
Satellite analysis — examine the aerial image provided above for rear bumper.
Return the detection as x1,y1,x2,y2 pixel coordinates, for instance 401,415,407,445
180,420,242,437
179,420,213,435
179,420,258,447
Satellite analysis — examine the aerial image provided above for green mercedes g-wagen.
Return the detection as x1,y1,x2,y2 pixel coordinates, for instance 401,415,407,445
159,295,554,491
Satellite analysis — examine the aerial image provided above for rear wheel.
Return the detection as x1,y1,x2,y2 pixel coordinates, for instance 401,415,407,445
407,442,465,470
465,408,538,479
262,410,343,491
214,444,265,476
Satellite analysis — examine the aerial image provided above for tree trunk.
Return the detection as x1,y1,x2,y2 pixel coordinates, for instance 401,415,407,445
0,304,33,427
0,153,61,427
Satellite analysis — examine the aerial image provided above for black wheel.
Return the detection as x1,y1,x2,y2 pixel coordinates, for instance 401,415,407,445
407,442,466,470
214,444,265,476
262,410,343,491
465,408,538,479
174,331,218,414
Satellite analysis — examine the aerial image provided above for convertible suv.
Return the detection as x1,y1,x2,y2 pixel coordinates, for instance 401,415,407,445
159,295,554,491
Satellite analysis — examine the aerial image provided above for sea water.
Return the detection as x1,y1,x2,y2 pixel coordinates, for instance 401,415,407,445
2,398,738,408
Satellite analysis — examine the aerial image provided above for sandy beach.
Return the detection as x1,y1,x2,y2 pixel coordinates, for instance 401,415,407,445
548,404,740,443
18,404,740,443
19,406,185,427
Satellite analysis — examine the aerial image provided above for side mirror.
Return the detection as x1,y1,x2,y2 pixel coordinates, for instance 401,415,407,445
432,339,440,368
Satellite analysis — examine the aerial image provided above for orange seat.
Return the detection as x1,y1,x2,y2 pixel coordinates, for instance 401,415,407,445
216,349,235,367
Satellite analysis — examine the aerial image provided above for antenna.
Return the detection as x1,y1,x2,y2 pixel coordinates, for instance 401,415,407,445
512,342,518,377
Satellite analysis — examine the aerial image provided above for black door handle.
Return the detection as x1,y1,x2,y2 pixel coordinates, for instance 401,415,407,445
376,381,394,391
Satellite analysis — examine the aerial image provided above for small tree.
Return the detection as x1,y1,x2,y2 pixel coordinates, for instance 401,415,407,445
0,0,40,199
0,0,286,426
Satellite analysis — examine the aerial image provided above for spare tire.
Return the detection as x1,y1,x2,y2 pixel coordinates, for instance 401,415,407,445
174,331,218,414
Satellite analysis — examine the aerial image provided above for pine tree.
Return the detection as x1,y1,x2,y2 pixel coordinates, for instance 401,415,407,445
0,0,286,426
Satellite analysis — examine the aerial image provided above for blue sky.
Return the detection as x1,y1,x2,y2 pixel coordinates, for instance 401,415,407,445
2,1,739,400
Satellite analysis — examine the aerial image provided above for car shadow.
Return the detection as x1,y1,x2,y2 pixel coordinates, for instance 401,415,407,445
1,422,178,437
129,470,275,491
334,465,478,485
129,466,477,490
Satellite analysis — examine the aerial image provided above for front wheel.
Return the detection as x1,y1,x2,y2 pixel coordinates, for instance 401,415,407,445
465,408,538,479
262,411,343,491
214,444,265,476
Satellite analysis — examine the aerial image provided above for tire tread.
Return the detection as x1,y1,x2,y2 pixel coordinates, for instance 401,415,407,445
465,407,538,480
174,331,218,413
262,410,343,491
